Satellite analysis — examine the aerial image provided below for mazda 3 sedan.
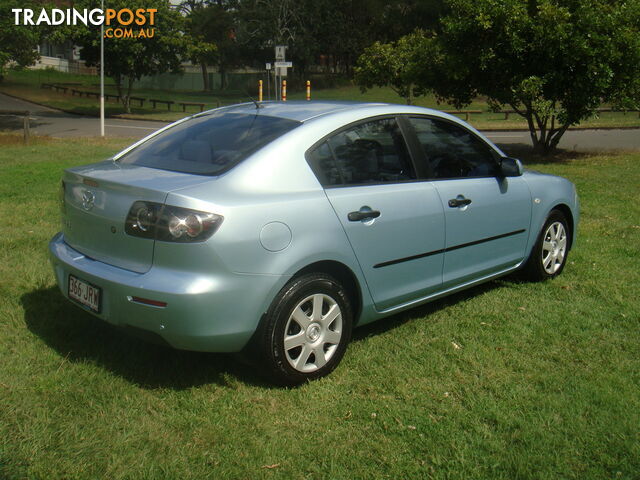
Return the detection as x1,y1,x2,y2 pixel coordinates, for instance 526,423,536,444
49,101,579,385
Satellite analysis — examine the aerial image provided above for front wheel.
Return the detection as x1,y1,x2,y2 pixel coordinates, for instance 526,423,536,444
524,210,570,281
259,273,353,386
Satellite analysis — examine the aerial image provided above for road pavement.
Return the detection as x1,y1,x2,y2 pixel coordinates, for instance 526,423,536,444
1,93,639,151
0,93,164,138
484,129,640,152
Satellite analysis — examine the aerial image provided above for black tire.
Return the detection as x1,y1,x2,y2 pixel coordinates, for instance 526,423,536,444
258,273,353,386
524,209,570,281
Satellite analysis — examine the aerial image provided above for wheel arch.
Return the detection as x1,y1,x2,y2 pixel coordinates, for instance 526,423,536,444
292,260,363,324
550,203,575,249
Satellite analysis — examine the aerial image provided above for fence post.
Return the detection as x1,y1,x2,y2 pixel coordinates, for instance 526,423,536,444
23,112,30,145
258,80,263,102
282,80,287,102
306,80,311,101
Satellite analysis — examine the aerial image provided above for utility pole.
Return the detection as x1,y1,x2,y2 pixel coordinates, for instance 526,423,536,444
100,0,105,137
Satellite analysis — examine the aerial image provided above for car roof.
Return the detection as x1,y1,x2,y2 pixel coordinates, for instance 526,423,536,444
209,101,440,123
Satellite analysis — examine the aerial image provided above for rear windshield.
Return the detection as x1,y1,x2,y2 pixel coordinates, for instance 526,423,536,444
118,111,301,175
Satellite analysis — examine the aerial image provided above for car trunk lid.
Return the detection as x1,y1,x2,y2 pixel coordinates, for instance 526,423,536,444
61,160,212,273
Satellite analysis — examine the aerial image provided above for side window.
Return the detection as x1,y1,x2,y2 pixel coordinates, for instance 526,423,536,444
408,117,498,179
307,117,416,186
307,141,343,186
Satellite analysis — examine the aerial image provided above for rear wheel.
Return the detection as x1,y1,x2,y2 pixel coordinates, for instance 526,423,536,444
524,210,570,281
259,273,352,386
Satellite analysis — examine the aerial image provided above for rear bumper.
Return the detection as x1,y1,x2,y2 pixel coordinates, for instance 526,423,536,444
48,232,285,352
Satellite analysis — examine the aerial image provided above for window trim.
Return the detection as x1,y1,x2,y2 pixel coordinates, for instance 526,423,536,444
304,115,422,189
402,114,504,182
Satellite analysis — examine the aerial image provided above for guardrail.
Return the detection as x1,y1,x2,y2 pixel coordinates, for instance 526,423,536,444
0,109,31,144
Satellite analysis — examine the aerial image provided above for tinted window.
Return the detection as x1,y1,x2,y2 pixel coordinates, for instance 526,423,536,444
307,141,344,186
118,112,301,175
408,117,498,179
308,118,415,186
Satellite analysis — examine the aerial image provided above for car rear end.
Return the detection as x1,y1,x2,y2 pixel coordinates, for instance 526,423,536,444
49,108,302,351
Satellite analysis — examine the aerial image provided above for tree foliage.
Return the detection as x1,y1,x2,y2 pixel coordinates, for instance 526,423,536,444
181,1,219,91
232,0,446,80
356,0,640,153
436,0,640,153
0,0,44,79
354,30,437,104
75,0,186,112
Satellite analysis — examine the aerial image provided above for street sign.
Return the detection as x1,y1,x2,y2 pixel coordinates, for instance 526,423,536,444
265,63,271,70
275,45,286,61
274,61,293,68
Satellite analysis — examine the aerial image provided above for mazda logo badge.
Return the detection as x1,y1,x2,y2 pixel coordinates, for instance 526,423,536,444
82,190,95,211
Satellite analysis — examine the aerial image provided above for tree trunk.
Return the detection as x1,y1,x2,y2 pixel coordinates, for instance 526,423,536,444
515,104,565,155
115,75,126,113
406,83,413,105
548,124,570,151
201,62,209,91
122,77,134,114
219,62,227,90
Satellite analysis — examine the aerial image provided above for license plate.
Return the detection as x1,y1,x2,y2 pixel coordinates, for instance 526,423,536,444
68,274,101,313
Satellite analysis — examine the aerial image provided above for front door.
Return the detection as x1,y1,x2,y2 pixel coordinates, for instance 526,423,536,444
405,116,532,287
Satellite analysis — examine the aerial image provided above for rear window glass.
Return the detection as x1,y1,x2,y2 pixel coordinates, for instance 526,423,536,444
118,112,301,175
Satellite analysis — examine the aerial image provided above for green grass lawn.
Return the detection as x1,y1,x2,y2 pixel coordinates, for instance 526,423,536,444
0,136,638,479
2,68,640,129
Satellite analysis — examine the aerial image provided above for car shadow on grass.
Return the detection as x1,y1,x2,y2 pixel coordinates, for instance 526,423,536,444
21,286,273,390
351,279,506,342
23,278,515,389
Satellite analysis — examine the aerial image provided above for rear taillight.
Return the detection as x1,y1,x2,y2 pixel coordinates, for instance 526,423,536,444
125,201,223,243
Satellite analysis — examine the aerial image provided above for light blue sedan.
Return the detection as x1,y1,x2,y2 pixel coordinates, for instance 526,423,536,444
49,102,579,385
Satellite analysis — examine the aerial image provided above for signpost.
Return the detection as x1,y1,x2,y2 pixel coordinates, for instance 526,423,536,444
265,62,271,101
273,46,293,101
100,0,104,136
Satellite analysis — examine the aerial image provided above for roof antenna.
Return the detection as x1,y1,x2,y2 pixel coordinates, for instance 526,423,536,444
245,90,263,109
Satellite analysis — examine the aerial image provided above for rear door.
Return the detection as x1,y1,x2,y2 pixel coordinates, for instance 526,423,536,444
405,116,532,287
307,117,445,311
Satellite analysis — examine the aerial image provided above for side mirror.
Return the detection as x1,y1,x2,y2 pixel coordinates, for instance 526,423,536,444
498,157,524,177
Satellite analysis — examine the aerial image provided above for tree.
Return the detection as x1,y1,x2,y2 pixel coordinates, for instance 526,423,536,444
434,0,640,153
75,0,186,112
0,0,43,80
181,1,219,91
234,0,396,79
355,0,640,154
354,30,435,104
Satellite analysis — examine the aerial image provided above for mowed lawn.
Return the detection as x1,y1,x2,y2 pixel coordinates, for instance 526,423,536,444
0,136,638,480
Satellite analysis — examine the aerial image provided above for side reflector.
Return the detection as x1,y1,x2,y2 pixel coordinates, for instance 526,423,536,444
83,178,99,187
129,296,167,308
